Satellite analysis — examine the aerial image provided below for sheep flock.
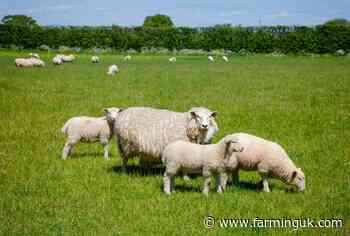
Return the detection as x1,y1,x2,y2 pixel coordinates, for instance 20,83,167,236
15,51,305,196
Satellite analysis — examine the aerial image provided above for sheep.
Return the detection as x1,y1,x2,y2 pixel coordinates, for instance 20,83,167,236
169,57,176,62
15,58,34,67
91,55,100,63
15,58,45,67
61,54,75,62
107,65,119,75
113,107,219,171
222,55,228,62
52,55,63,65
29,53,40,59
61,107,123,160
208,56,214,62
124,55,131,61
162,134,242,195
223,133,305,192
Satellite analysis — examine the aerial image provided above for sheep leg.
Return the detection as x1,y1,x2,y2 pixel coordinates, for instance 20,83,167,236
61,140,76,160
163,172,172,195
216,174,223,194
261,176,270,192
232,169,239,186
202,169,211,196
100,139,109,160
171,176,176,193
220,172,228,190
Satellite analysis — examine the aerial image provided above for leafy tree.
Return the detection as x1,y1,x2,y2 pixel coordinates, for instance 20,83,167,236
1,15,38,28
143,14,174,28
324,18,349,27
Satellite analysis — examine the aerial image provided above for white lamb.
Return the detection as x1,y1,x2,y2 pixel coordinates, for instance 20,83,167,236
53,55,63,65
124,55,131,61
29,53,40,59
169,57,176,62
91,55,100,63
107,65,119,75
208,56,214,62
222,56,228,62
61,107,123,160
15,58,45,67
223,133,305,192
162,134,242,196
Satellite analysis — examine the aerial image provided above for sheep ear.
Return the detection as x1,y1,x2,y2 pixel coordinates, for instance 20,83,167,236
291,171,297,180
211,111,218,118
103,108,109,113
118,108,124,113
190,111,197,119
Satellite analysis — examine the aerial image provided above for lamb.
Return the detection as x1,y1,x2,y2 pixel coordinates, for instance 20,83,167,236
222,55,228,62
61,107,123,160
61,54,75,62
223,133,305,192
52,55,63,65
107,65,119,75
169,57,176,62
162,134,242,195
113,107,219,170
91,55,100,63
208,56,214,62
124,55,131,61
29,53,40,59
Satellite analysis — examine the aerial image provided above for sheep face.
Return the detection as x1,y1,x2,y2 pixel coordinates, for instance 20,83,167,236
104,107,123,123
290,168,305,191
190,108,217,130
224,135,244,157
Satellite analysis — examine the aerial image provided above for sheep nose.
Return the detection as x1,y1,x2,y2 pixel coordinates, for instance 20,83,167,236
202,124,208,129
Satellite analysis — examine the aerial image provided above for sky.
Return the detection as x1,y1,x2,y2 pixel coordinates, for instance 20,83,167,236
0,0,349,27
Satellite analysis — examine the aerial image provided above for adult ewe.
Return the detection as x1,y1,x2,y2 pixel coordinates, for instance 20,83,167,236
53,55,63,65
162,134,243,195
223,133,305,192
114,107,219,170
61,107,123,160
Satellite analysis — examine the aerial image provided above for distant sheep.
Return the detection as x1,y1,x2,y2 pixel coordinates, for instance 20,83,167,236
15,58,45,67
61,107,123,160
124,55,131,61
208,56,214,62
61,54,75,62
52,55,63,65
107,65,119,75
162,134,242,195
91,55,100,63
223,133,305,192
114,107,219,170
222,56,228,62
169,57,176,62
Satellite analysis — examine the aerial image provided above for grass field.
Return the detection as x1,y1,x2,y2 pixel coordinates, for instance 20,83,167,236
0,50,349,235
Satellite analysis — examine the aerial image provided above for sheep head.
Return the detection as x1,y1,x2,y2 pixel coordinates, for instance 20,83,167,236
104,107,124,123
290,168,305,192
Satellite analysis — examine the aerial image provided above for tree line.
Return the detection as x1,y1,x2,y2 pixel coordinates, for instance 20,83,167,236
0,15,349,54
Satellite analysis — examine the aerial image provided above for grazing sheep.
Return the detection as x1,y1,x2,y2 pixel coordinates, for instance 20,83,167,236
114,107,219,170
222,56,228,62
169,57,176,62
61,107,123,160
124,55,131,61
15,58,34,67
61,54,75,62
162,134,242,195
91,55,100,63
52,55,63,65
15,58,44,67
223,133,305,192
208,56,214,62
107,65,119,75
29,53,40,59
